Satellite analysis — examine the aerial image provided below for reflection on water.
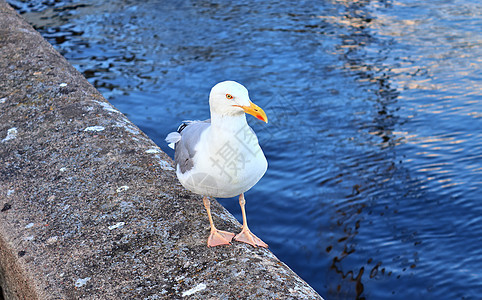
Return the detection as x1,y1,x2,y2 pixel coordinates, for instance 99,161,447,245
11,0,482,298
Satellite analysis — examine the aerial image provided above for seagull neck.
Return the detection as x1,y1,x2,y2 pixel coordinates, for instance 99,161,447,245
210,113,248,133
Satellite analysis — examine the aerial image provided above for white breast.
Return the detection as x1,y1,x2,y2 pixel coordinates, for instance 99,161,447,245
176,125,267,198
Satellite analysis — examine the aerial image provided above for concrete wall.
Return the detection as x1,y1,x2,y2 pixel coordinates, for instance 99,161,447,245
0,1,322,299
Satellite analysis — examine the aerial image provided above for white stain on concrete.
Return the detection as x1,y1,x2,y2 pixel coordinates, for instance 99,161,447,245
182,283,207,297
114,119,141,135
153,154,174,171
84,126,105,132
92,100,121,114
144,295,161,300
158,160,174,171
146,148,175,170
46,236,59,244
108,222,125,230
74,277,91,288
2,127,18,142
145,148,161,154
59,83,68,87
116,185,129,193
124,124,140,135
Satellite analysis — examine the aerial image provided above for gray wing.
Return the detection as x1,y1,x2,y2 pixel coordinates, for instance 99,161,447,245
174,120,211,174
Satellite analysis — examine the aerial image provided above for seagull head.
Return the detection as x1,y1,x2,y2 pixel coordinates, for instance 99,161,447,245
209,81,268,123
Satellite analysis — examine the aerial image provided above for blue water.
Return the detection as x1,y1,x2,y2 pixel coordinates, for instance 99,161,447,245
11,0,482,298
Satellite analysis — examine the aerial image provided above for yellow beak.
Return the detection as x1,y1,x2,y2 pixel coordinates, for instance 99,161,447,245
234,101,268,123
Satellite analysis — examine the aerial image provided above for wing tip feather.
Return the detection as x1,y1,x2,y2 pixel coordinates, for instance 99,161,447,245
165,132,182,149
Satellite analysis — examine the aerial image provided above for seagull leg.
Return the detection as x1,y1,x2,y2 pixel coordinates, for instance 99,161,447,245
234,193,268,248
203,196,235,247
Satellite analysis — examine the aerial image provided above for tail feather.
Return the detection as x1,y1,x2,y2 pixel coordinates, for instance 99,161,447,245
165,132,181,149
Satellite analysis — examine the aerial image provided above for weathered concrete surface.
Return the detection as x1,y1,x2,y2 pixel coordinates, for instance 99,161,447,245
0,1,323,299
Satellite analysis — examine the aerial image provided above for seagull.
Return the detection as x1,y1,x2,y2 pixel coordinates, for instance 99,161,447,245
165,81,269,248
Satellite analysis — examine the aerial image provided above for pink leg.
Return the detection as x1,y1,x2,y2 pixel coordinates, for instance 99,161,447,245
203,196,235,247
234,193,268,248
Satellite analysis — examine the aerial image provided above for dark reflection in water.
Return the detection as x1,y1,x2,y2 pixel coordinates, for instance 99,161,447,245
10,0,482,298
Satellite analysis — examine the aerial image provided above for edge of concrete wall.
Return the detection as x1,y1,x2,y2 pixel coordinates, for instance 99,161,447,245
0,1,323,299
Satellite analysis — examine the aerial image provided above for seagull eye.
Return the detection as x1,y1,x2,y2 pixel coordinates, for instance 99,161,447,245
226,94,233,100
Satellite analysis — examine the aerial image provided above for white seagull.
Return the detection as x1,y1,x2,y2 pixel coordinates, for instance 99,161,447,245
166,81,268,247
